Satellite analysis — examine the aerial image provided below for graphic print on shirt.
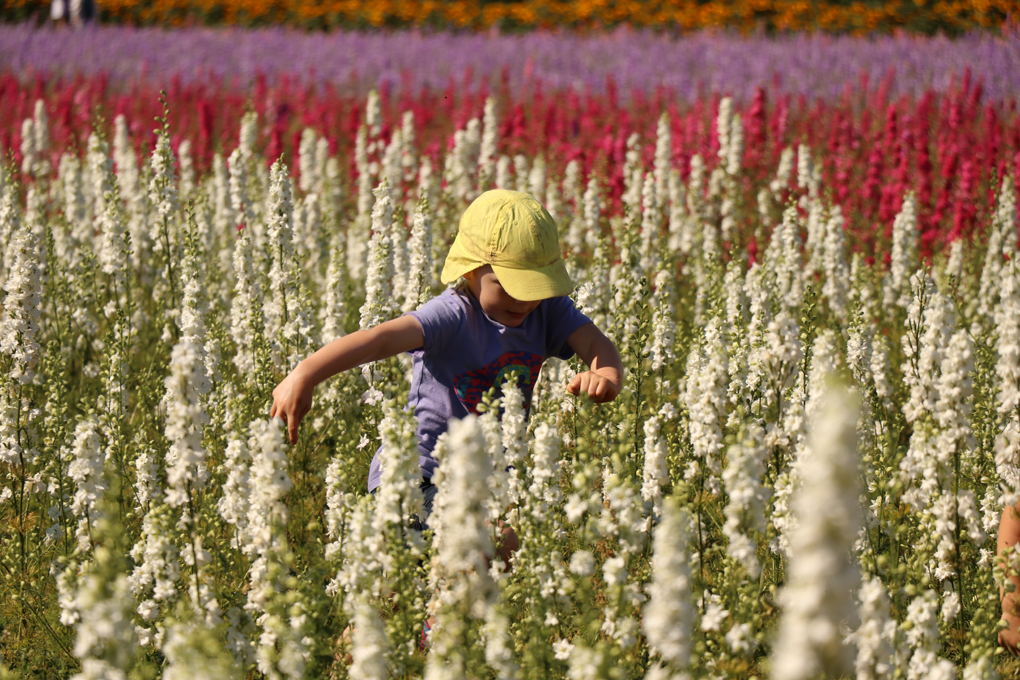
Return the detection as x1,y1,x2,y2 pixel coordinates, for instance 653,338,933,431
454,351,544,414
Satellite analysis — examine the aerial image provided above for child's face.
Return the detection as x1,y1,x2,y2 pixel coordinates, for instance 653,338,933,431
465,265,542,327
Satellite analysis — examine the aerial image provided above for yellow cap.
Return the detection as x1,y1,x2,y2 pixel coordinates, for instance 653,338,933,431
441,190,574,301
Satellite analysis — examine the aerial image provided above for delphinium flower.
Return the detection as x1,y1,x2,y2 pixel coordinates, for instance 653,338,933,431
821,205,850,323
227,147,249,232
162,227,211,517
0,219,43,386
511,155,531,194
348,126,373,286
495,155,511,190
381,128,405,197
359,177,395,331
425,416,497,680
297,128,318,195
128,503,182,644
372,403,429,667
320,232,349,344
528,154,547,207
323,153,344,225
547,173,567,227
621,132,643,215
643,497,695,675
582,175,604,253
977,176,1018,322
19,117,36,181
449,119,481,206
561,160,583,255
666,168,688,254
477,405,509,526
870,332,895,411
900,276,955,511
84,132,113,219
717,97,734,170
322,447,358,571
726,112,743,178
263,158,317,370
211,154,232,233
359,177,396,403
716,97,742,240
750,310,802,434
897,591,955,680
477,97,498,192
722,421,769,579
595,471,648,653
724,261,750,406
0,171,18,281
483,608,519,680
244,418,313,680
67,416,105,553
762,147,795,227
334,493,387,606
679,154,706,259
161,622,238,680
796,144,820,201
148,123,182,346
649,270,676,383
178,139,195,201
848,577,896,680
24,100,50,180
652,112,671,199
401,196,434,313
772,331,840,558
641,416,668,516
66,536,141,680
512,417,575,672
501,375,529,510
97,178,130,306
57,153,86,254
112,115,139,205
684,318,728,495
217,433,250,552
229,225,263,383
149,122,180,242
883,193,919,312
132,431,160,517
771,384,861,680
639,172,661,275
929,329,979,577
399,111,417,188
771,205,804,312
348,600,390,680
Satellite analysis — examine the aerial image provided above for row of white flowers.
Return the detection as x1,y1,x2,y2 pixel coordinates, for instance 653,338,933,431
0,92,1015,678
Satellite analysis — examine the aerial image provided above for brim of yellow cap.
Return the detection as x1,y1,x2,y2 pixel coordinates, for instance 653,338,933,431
440,233,485,285
491,259,575,301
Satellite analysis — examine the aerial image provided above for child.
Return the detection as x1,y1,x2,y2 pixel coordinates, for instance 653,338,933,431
270,189,624,537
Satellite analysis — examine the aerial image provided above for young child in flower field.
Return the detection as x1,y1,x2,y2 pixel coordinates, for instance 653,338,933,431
270,188,624,549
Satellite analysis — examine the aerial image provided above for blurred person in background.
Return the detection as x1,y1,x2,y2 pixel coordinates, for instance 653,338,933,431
51,0,96,25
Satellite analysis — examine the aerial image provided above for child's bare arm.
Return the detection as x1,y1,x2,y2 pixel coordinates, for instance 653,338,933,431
565,322,624,403
1000,504,1020,653
271,315,425,443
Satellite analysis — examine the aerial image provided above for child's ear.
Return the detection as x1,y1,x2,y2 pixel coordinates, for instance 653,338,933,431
463,268,479,282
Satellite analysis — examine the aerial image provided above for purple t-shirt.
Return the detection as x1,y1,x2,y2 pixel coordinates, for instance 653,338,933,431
367,288,592,490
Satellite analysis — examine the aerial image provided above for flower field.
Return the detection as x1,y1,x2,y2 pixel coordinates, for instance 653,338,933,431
3,0,1020,33
3,27,1020,679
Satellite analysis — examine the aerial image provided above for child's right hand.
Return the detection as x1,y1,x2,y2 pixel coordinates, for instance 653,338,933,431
270,368,314,445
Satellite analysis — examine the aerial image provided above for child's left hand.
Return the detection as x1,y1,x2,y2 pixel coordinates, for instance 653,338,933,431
567,370,620,403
